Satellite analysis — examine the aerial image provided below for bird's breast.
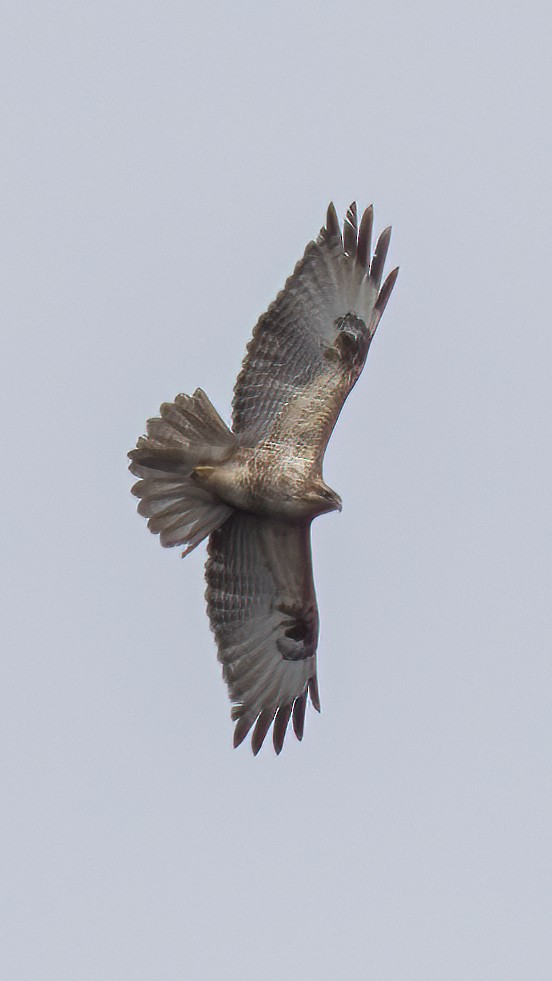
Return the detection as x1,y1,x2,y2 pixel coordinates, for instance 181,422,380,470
193,445,319,520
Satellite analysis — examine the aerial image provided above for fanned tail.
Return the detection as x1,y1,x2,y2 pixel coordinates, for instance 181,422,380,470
128,388,236,555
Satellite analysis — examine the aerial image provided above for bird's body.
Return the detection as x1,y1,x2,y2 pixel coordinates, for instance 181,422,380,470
129,202,398,753
193,450,339,521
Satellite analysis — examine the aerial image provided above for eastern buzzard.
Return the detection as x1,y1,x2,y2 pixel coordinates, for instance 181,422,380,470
129,202,398,753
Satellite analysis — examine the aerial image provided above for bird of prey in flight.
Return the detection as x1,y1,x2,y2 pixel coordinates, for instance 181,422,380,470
129,202,398,754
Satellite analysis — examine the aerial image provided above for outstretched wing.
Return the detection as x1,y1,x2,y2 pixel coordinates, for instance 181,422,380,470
205,513,320,754
232,202,398,441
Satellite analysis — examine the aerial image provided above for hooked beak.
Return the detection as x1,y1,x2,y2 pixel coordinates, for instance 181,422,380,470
312,480,342,514
324,484,343,511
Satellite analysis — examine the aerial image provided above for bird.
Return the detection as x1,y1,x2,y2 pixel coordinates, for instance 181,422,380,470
128,201,398,754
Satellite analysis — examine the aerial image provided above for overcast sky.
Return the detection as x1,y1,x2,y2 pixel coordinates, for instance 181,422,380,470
2,2,551,979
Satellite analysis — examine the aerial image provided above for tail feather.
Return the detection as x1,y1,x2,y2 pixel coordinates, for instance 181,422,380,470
136,387,236,467
129,388,235,555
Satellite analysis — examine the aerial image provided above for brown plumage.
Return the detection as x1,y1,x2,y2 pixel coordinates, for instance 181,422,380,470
128,202,398,753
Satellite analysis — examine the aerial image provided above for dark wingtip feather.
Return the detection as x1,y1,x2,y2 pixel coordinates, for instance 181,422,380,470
343,201,358,257
273,703,293,755
325,202,340,240
308,676,321,713
375,266,399,318
357,205,373,268
292,692,307,741
233,714,254,749
251,709,275,755
370,225,392,289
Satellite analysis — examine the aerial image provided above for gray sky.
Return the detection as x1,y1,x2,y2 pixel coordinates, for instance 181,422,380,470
2,1,551,978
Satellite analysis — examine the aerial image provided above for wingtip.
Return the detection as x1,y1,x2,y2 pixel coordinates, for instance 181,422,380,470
233,731,246,750
371,264,399,332
292,691,307,741
375,265,399,314
388,264,400,286
326,201,340,238
273,703,292,754
357,205,374,268
344,201,358,256
346,200,358,224
251,709,275,755
308,676,321,713
370,225,393,289
233,714,253,749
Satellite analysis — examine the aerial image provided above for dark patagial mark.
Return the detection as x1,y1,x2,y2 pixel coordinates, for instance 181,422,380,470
285,617,310,642
332,313,370,372
277,605,318,661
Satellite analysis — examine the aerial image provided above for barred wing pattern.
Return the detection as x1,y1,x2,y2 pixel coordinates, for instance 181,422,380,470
205,513,320,754
232,202,398,440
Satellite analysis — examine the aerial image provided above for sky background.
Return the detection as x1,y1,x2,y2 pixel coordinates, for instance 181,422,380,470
2,1,551,978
